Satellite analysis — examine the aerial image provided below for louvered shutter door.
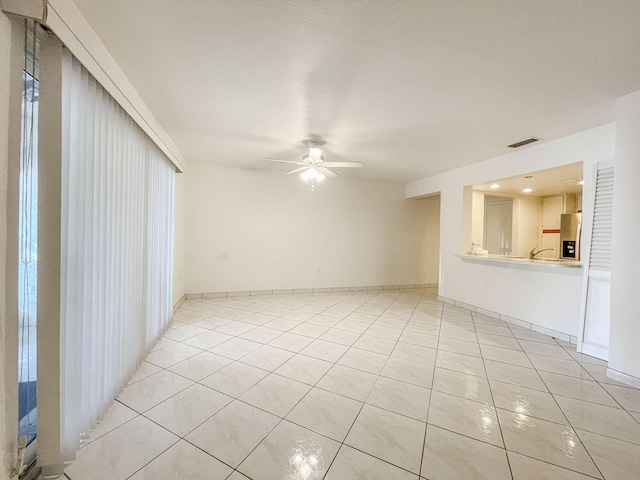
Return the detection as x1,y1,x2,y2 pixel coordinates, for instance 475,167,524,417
589,166,614,270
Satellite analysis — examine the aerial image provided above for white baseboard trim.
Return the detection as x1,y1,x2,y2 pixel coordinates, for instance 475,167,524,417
172,294,186,313
437,295,575,344
183,284,439,301
606,368,640,389
579,343,609,361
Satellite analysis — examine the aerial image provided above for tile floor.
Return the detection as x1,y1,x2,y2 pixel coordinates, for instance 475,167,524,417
63,288,640,480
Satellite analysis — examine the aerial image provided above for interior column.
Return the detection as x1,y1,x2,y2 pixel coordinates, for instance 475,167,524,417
609,89,640,384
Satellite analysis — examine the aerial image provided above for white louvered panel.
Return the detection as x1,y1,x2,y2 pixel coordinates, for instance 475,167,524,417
589,166,614,270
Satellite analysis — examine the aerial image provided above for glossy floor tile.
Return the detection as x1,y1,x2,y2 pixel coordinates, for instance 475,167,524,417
507,451,598,480
237,420,340,480
428,390,504,447
65,416,179,480
286,388,362,442
367,375,431,421
326,445,418,479
345,404,425,474
64,288,640,480
144,383,232,437
185,400,280,468
422,424,511,480
496,408,601,477
128,439,233,480
578,429,640,480
432,367,493,404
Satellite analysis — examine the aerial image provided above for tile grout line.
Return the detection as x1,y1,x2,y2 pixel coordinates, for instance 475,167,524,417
507,319,637,477
201,290,637,477
320,287,434,478
554,342,635,415
418,286,444,478
474,309,515,480
227,288,406,479
165,289,367,480
74,288,638,480
119,291,361,480
203,289,397,478
514,327,607,479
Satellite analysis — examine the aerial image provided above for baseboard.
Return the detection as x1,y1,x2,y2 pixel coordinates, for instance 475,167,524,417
579,343,609,361
437,295,576,344
184,283,439,300
172,294,186,313
606,368,640,388
19,462,40,480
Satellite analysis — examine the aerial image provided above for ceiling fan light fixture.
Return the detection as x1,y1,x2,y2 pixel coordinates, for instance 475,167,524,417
309,147,323,161
267,139,361,182
300,166,325,182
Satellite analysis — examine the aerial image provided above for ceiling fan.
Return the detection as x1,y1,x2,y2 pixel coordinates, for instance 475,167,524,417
266,141,363,183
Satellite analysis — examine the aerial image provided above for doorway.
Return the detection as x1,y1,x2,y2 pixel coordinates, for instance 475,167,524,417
484,197,513,255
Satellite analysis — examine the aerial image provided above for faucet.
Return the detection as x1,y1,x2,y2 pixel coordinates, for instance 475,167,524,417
529,247,554,259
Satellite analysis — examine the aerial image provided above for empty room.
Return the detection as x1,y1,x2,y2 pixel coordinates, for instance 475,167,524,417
1,1,640,480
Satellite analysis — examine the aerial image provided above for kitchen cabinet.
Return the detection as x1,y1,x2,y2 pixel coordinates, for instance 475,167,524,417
540,195,563,259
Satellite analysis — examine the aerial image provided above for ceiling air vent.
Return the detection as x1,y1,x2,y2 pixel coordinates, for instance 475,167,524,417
507,137,540,148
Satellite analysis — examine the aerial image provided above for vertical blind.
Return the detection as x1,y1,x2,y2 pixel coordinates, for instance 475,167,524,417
59,51,174,460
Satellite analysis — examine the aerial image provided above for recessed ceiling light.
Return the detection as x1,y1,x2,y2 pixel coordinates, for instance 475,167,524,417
490,184,500,189
523,188,533,193
578,179,584,185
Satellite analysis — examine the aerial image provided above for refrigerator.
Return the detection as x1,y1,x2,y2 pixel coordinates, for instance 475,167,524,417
560,213,582,260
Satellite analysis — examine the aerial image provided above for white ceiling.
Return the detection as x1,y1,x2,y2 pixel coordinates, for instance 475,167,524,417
71,0,640,183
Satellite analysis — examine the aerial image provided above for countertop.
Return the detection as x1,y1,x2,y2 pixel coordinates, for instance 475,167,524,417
457,253,582,268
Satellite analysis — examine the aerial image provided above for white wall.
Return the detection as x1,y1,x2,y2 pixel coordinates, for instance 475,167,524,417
172,172,187,305
407,124,616,337
184,163,438,294
609,90,640,381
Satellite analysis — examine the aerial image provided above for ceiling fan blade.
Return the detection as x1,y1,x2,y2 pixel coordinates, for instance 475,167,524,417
318,166,339,178
322,161,364,168
285,166,310,176
266,158,306,165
